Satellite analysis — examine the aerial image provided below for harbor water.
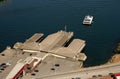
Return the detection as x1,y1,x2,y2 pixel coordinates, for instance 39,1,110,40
0,0,120,66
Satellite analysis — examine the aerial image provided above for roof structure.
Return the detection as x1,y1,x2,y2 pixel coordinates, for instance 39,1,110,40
49,39,86,59
0,30,87,79
68,39,85,53
6,63,25,79
40,30,73,51
25,33,44,43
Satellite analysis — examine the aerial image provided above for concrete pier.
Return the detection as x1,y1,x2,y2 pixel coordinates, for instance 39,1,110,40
0,30,86,79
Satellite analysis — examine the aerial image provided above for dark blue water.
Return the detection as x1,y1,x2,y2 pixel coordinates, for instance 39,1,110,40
0,0,120,66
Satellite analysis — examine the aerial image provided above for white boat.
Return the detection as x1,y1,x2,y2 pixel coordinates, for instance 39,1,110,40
83,15,93,25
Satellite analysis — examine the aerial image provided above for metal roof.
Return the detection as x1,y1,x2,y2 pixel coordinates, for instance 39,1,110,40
6,63,25,79
40,30,73,51
49,39,86,58
68,39,85,53
25,33,44,43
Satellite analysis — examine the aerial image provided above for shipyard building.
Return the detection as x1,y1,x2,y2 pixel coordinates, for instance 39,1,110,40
0,30,87,79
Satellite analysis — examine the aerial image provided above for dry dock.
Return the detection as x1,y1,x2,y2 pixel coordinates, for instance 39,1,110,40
0,30,86,79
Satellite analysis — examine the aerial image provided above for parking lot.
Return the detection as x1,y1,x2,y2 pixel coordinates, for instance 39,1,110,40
0,48,38,79
22,55,83,79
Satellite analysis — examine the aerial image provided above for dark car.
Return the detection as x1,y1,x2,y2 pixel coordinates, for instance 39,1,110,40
98,74,102,77
0,63,6,66
92,75,97,78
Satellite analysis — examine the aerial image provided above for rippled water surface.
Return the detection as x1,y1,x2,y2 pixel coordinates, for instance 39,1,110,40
0,0,120,66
